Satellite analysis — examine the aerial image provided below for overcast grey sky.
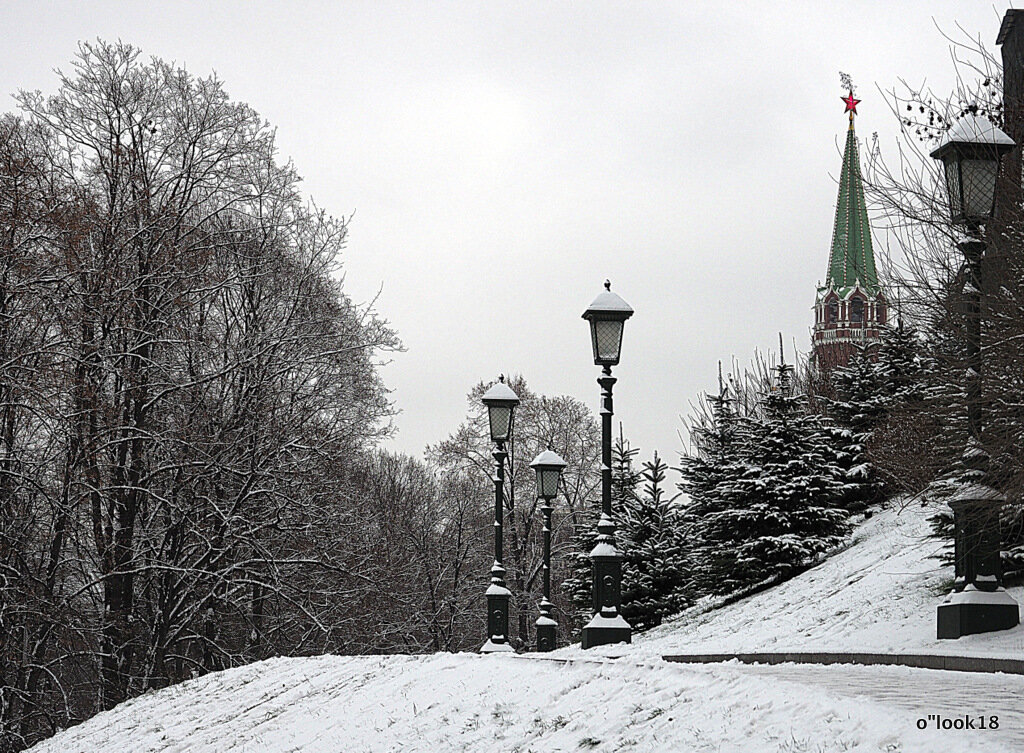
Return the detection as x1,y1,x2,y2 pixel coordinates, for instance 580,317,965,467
1,1,1013,467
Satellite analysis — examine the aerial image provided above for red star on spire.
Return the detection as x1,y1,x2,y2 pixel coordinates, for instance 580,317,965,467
842,91,860,115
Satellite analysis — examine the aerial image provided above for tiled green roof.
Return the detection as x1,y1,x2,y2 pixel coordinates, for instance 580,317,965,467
826,121,879,294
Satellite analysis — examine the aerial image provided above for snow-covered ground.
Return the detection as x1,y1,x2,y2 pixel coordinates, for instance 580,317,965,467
30,503,1024,752
627,501,1024,658
28,652,1021,752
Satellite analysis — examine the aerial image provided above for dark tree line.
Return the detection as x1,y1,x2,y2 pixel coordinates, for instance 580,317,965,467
0,44,613,750
0,41,404,750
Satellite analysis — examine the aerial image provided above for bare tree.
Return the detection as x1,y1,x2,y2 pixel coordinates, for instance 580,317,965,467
857,28,1024,575
1,41,399,751
428,376,601,649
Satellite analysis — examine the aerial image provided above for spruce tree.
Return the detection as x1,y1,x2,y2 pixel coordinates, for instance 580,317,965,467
681,366,738,505
618,452,689,630
564,426,640,633
566,430,691,634
697,356,851,595
678,365,745,598
826,321,938,510
826,343,886,511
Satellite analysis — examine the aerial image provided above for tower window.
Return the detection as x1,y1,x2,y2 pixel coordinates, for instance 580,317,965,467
851,298,864,323
827,300,838,323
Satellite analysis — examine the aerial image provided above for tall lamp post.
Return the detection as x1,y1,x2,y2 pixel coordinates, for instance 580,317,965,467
530,449,566,652
580,281,634,649
480,375,520,653
931,114,1020,638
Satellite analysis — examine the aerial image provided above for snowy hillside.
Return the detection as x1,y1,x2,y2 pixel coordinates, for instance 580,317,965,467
30,503,1024,753
629,501,1024,659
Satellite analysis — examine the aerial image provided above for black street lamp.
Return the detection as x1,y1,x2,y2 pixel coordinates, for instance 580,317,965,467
480,375,519,653
530,449,566,652
931,114,1020,638
580,281,634,649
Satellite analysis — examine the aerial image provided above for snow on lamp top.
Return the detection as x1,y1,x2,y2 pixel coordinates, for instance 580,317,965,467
582,281,633,367
481,376,519,406
481,375,519,443
530,449,566,499
932,114,1014,152
582,280,634,320
530,449,566,470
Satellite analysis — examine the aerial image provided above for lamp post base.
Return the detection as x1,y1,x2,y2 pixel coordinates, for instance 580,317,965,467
480,639,515,653
482,584,513,653
536,617,558,652
581,613,632,649
937,587,1019,639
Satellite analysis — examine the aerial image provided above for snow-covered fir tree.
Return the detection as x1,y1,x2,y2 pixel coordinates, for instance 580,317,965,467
819,319,950,514
678,366,748,597
617,451,689,630
566,429,689,634
682,355,851,596
824,343,887,512
679,365,739,509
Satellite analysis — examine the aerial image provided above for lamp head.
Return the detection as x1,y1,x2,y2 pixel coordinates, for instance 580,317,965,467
582,281,633,367
481,375,520,443
931,114,1015,225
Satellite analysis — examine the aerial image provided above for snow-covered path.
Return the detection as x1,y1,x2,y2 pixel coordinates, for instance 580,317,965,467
734,661,1024,749
29,653,1017,753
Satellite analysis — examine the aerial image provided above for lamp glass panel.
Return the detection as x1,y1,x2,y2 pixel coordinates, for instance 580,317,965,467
593,319,624,363
943,158,962,220
538,468,561,498
488,405,512,442
962,158,999,219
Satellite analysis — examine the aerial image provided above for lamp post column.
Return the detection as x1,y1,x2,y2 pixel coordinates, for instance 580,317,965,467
581,367,631,649
599,369,615,519
535,500,557,651
963,235,984,450
952,234,995,589
930,113,1020,638
481,375,518,653
482,443,513,653
530,448,565,652
937,233,1015,637
580,281,633,649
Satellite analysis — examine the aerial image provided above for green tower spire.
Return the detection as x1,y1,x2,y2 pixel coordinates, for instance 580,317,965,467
824,96,879,295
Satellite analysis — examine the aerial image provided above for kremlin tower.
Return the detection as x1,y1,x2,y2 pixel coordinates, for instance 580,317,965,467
812,92,887,375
